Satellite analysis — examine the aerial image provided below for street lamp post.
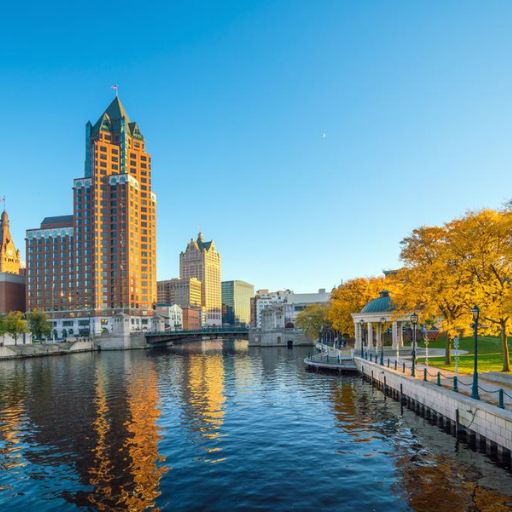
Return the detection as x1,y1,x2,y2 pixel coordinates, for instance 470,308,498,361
359,319,365,358
471,305,480,400
410,312,418,377
380,317,385,365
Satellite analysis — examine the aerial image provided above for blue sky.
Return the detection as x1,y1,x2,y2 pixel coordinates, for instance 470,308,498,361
1,1,512,292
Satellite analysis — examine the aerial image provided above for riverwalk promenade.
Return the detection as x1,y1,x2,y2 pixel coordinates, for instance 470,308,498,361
307,343,512,465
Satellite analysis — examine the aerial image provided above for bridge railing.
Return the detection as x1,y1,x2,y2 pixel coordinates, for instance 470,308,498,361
147,326,250,337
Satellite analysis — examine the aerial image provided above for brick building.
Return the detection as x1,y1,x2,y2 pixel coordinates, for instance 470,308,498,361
26,96,157,337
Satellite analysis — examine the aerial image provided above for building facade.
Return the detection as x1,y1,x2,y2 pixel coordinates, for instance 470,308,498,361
157,277,201,308
254,288,330,328
156,304,183,331
182,306,201,330
0,209,26,314
26,97,157,338
221,280,254,326
253,289,292,328
180,233,221,326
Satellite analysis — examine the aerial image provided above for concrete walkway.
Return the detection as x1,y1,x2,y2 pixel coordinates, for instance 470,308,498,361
364,349,512,410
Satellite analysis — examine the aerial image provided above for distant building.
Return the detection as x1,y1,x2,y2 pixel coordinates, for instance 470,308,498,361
261,304,286,330
182,306,201,330
25,96,157,339
180,232,221,326
254,289,292,328
0,209,26,314
254,288,330,328
283,289,331,327
156,304,183,331
157,277,202,307
221,280,254,326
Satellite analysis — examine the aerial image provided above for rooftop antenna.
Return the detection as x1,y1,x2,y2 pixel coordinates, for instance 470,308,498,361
111,84,119,97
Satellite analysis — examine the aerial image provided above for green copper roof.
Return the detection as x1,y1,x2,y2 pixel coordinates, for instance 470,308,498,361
361,290,394,313
90,97,144,140
104,96,131,123
196,232,213,251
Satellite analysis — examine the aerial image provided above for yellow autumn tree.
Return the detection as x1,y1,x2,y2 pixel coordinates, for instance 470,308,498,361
396,225,473,364
295,304,330,340
448,209,512,372
328,276,394,336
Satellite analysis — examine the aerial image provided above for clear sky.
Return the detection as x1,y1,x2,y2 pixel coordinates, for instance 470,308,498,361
1,1,512,293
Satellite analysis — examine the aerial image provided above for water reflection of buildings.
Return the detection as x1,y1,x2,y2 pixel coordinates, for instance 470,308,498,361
0,401,25,475
84,354,167,510
184,350,225,456
0,352,167,511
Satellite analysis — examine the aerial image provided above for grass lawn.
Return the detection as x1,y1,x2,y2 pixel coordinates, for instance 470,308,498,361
417,335,512,375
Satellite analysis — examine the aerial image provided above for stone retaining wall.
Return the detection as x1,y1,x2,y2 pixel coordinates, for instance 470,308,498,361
249,328,313,347
355,357,512,464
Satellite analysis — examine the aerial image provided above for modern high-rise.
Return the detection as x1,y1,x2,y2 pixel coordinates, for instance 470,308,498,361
157,277,201,307
26,96,157,337
221,280,254,326
180,233,221,326
0,209,26,313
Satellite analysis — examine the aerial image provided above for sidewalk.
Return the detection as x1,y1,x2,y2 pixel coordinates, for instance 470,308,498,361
364,349,512,410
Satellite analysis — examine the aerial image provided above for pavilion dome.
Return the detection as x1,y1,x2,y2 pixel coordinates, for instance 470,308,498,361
360,290,394,314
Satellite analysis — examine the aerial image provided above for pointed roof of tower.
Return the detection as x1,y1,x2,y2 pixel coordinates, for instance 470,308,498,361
104,96,131,124
196,232,213,251
90,96,143,139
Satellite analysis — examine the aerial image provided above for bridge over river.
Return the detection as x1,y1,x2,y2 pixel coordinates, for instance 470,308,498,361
145,326,249,345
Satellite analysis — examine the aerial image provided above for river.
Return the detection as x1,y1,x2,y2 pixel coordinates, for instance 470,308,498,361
0,340,511,511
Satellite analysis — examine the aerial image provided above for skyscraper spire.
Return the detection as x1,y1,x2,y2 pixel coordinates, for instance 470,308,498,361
0,208,21,274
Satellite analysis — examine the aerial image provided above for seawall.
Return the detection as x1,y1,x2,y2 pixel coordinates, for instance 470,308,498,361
355,357,512,465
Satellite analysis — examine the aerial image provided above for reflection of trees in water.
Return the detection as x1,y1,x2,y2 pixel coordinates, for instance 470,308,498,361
331,380,402,442
331,380,512,511
397,454,512,511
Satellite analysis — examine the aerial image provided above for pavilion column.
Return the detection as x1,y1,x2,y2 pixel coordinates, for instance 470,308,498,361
367,322,374,349
392,321,398,349
354,322,362,349
376,323,382,350
397,322,404,348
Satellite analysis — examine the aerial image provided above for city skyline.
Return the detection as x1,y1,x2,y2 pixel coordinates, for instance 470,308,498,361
2,1,512,293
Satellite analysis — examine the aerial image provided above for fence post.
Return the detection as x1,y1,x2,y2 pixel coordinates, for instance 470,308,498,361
402,362,406,374
423,368,427,381
499,389,505,409
453,376,458,392
437,372,441,387
394,360,397,371
387,358,390,368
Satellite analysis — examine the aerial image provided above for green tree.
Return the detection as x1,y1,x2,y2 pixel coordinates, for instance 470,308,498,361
5,311,29,346
26,309,52,341
296,304,330,340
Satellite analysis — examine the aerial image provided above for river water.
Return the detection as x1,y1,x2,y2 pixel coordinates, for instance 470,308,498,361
0,340,511,511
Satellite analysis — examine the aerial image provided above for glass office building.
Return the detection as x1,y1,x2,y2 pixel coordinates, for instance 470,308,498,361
221,280,254,326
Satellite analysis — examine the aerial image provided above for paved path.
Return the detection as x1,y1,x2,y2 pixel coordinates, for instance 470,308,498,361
366,349,512,410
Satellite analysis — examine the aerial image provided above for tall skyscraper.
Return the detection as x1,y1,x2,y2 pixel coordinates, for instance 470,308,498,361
221,280,254,326
26,96,157,337
0,208,25,313
180,233,221,326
